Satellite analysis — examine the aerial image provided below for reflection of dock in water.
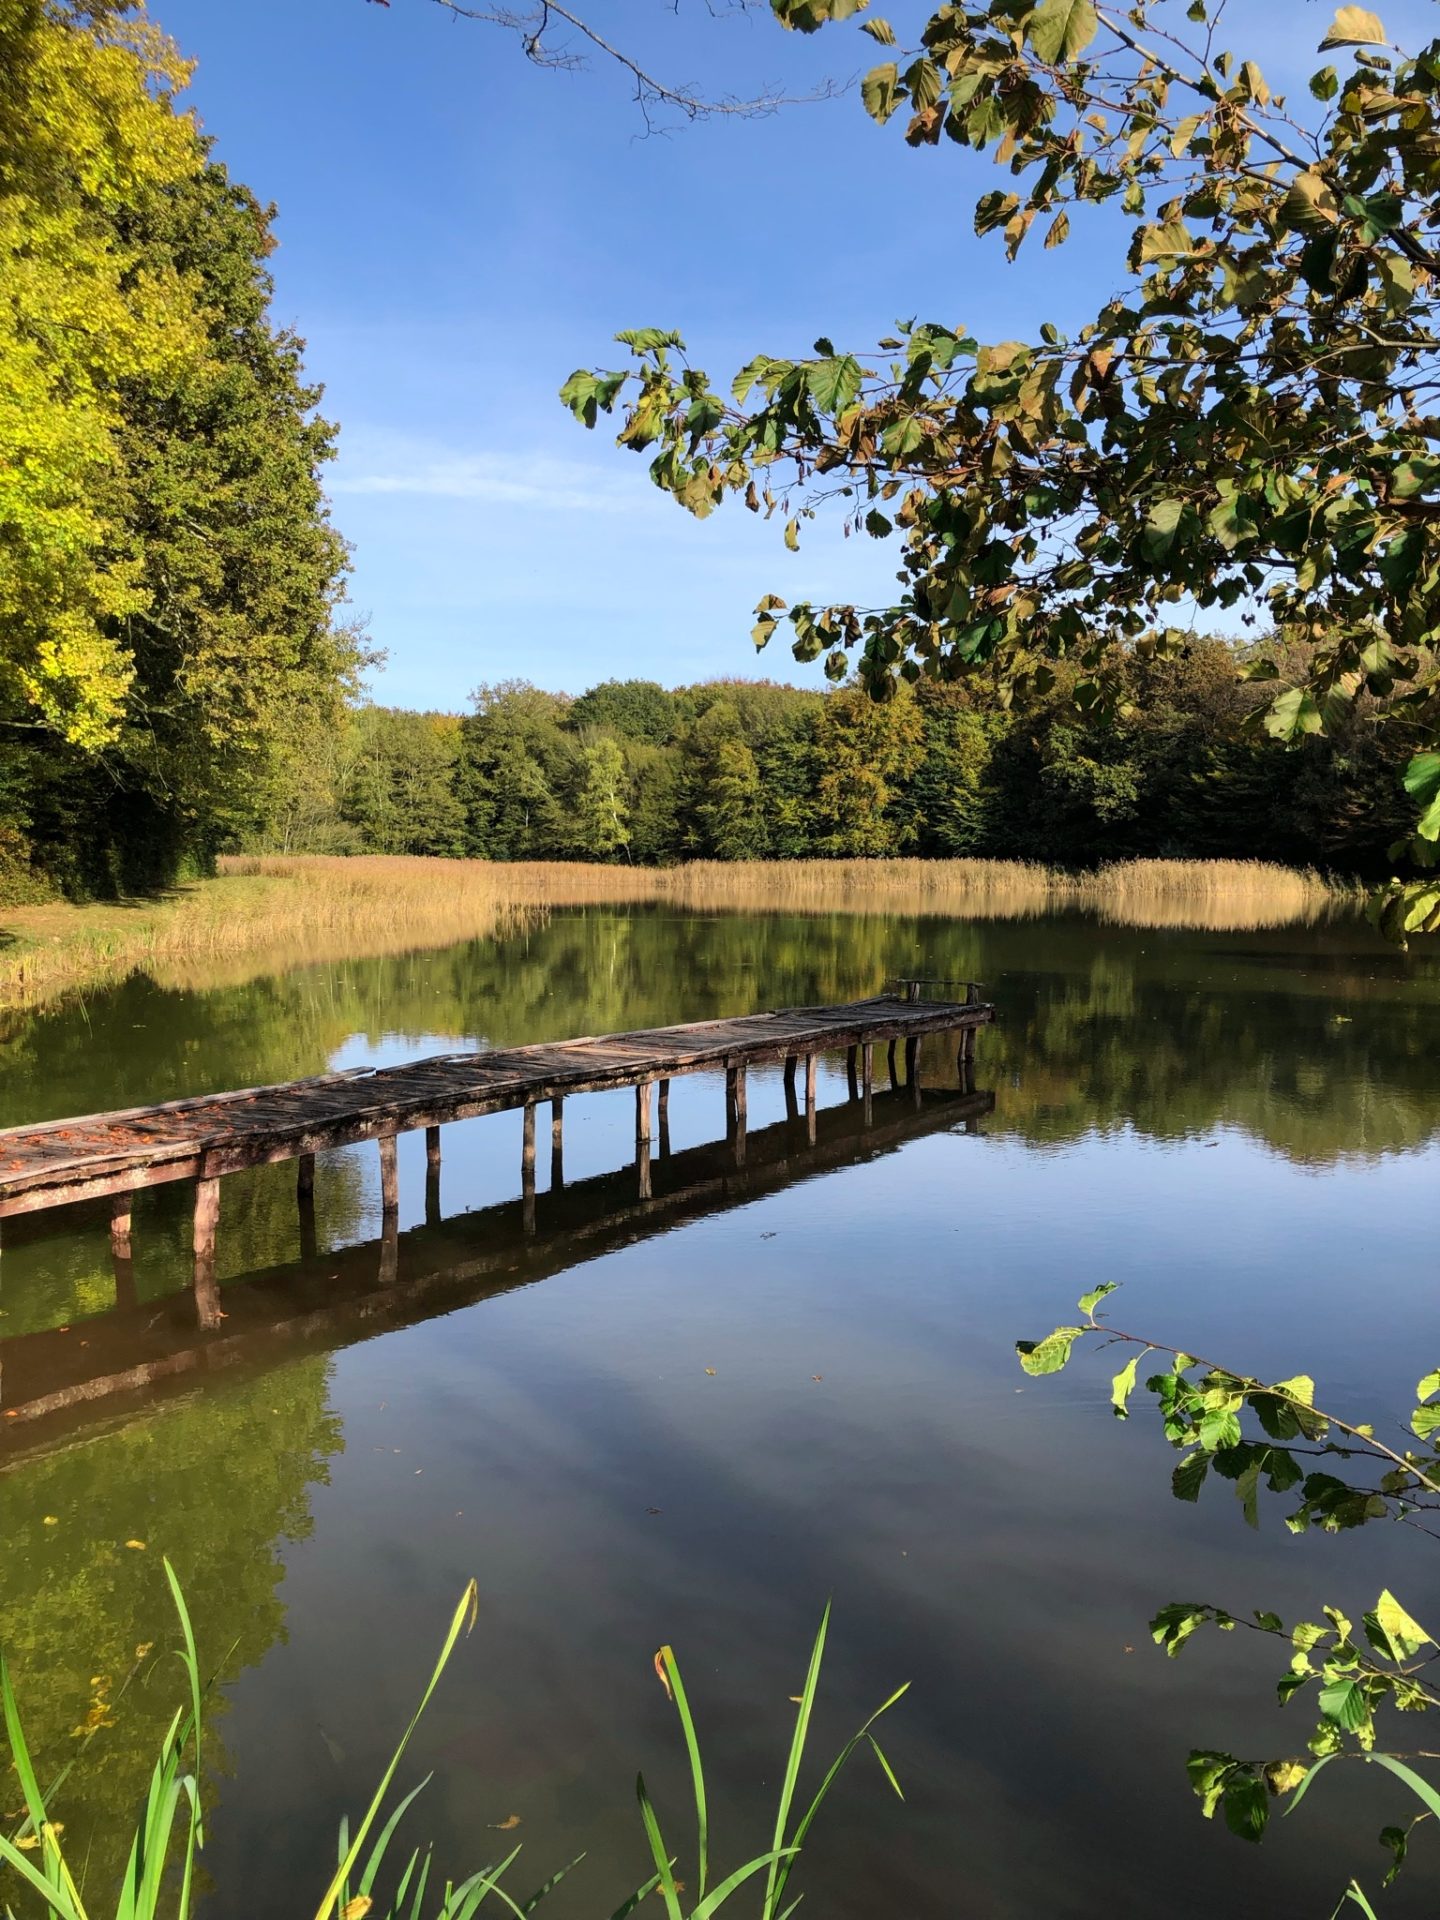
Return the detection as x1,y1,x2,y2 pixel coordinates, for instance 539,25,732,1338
0,1081,993,1454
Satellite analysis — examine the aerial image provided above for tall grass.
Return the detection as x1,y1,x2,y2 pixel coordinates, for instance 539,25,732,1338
0,1572,904,1920
0,854,1353,1007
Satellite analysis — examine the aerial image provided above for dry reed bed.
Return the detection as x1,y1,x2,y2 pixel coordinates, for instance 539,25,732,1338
0,855,1349,1008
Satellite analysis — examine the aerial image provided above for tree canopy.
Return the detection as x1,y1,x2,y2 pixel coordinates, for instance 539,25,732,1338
561,0,1440,935
0,0,357,898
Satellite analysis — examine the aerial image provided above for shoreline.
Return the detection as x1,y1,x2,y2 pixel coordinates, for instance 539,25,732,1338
0,854,1357,1009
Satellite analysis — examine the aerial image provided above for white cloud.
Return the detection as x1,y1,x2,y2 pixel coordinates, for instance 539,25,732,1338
331,447,639,514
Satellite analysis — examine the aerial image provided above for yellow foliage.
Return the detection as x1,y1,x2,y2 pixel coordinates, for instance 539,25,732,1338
0,1,204,745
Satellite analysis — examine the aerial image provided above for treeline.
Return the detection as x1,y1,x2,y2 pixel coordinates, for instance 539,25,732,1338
269,640,1413,876
1,2,356,904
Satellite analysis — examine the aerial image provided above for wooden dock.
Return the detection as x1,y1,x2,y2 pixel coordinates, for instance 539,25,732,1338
0,989,991,1325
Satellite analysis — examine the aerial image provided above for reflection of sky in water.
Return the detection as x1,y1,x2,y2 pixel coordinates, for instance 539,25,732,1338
2,909,1439,1918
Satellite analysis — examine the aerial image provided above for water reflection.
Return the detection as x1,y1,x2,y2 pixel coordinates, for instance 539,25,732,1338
0,907,1437,1918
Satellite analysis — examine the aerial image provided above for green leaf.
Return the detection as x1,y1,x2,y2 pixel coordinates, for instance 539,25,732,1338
1026,0,1099,64
1015,1326,1086,1375
1411,1404,1440,1439
1142,497,1187,561
1318,1677,1369,1732
1264,687,1324,740
1198,1407,1242,1452
1415,1366,1440,1404
860,17,896,44
1173,1451,1209,1502
860,62,901,123
1319,7,1387,50
807,355,864,414
1223,1773,1269,1843
1077,1282,1117,1315
1362,1591,1433,1663
1111,1355,1141,1419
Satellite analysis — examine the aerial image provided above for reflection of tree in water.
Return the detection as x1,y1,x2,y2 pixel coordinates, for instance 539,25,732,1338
0,905,1435,1173
0,1353,341,1898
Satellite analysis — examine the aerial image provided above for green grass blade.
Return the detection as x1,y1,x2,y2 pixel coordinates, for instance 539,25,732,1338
865,1733,904,1801
0,1653,49,1840
762,1602,829,1920
1363,1753,1440,1819
447,1846,527,1920
634,1774,682,1920
658,1647,707,1903
1282,1751,1340,1818
162,1561,205,1847
358,1773,432,1897
605,1871,662,1920
312,1580,478,1920
767,1676,908,1917
688,1848,797,1920
1341,1881,1381,1919
0,1831,85,1920
519,1851,585,1912
405,1849,433,1920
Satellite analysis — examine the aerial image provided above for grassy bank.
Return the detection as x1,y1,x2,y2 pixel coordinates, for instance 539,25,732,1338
0,855,1352,1007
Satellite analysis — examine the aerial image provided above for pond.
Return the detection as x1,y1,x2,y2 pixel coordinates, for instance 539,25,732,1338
1,905,1437,1918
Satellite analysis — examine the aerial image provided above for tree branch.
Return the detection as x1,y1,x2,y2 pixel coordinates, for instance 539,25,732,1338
364,0,844,124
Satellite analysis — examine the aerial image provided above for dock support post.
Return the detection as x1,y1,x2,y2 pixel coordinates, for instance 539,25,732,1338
110,1190,132,1261
551,1097,565,1191
636,1080,653,1200
804,1053,817,1145
296,1153,319,1257
193,1176,221,1330
425,1126,441,1224
424,1128,441,1227
378,1134,399,1219
861,1042,873,1124
380,1208,399,1286
888,1040,899,1091
726,1062,747,1166
111,1191,137,1308
658,1078,671,1157
522,1102,537,1234
783,1055,798,1121
846,1045,859,1102
905,1036,921,1108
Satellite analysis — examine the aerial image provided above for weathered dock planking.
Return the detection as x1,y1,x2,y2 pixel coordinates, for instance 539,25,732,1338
0,1081,994,1447
0,989,991,1320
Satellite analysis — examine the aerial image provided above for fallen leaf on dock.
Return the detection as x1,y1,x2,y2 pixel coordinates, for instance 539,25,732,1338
488,1814,522,1832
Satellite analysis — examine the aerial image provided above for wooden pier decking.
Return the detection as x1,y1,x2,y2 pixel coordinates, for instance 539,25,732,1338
0,989,992,1325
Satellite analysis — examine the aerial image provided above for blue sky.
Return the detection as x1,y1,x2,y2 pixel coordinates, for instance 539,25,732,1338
154,0,1435,709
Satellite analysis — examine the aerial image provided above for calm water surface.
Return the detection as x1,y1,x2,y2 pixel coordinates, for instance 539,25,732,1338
1,907,1438,1917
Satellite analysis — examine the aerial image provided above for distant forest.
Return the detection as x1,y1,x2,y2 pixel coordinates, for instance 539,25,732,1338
262,639,1410,877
